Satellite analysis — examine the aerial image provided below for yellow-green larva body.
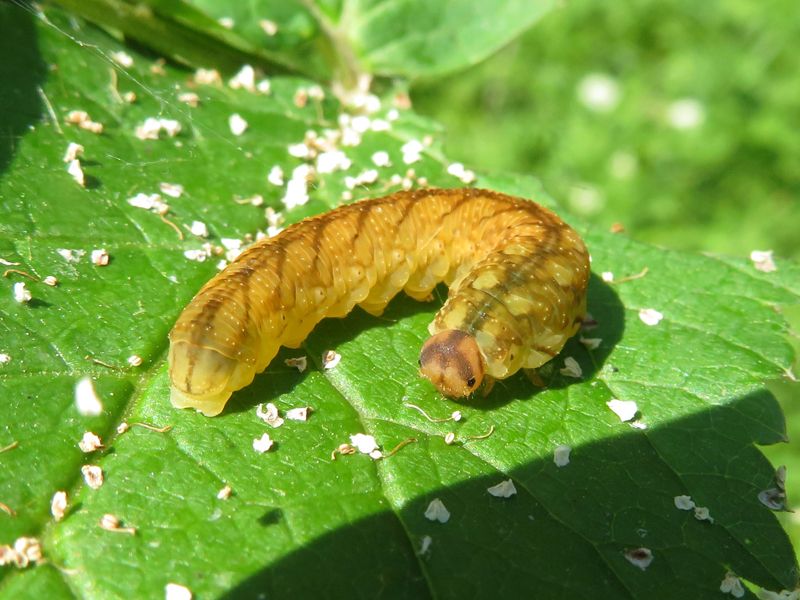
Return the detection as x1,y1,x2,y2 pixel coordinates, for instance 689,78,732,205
168,188,590,416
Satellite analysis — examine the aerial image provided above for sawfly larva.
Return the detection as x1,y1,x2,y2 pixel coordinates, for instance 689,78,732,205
169,188,590,416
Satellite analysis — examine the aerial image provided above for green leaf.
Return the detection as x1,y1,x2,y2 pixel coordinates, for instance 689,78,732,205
1,4,798,599
55,0,556,85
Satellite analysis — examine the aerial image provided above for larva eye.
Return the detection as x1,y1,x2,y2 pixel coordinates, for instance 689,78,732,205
467,377,476,388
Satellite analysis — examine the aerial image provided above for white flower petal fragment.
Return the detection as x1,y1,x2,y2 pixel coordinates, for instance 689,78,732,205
487,479,517,498
424,498,450,523
606,399,638,423
553,445,571,467
624,547,653,570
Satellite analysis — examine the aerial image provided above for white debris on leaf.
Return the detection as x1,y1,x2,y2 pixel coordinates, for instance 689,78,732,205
606,399,638,423
322,350,341,369
126,354,142,367
183,249,208,262
81,465,104,489
63,142,84,162
159,182,184,198
638,308,664,326
256,403,284,428
135,117,181,140
579,337,602,350
229,113,248,136
216,485,232,500
371,151,391,167
65,110,104,134
693,506,714,523
2,537,43,568
252,433,274,453
553,445,572,467
284,356,307,372
127,192,168,213
98,513,136,534
67,159,85,187
624,547,653,570
0,353,10,364
75,377,103,416
419,535,432,556
91,248,110,266
50,491,67,521
750,250,777,273
446,162,476,184
43,275,58,286
487,479,517,498
229,65,256,92
17,537,43,565
344,169,379,190
444,432,456,445
218,16,234,29
286,407,311,421
267,165,284,186
350,433,378,455
177,92,200,107
674,495,695,511
282,164,311,210
424,498,450,523
237,194,264,207
559,356,582,378
601,271,614,282
165,583,193,600
193,68,221,85
189,221,209,238
316,150,351,174
111,51,133,68
401,139,424,164
288,142,311,159
220,238,242,261
720,572,745,598
12,282,31,304
78,431,103,453
451,411,462,422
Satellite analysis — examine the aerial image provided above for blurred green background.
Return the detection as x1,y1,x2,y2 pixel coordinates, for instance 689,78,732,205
413,0,800,560
412,0,799,259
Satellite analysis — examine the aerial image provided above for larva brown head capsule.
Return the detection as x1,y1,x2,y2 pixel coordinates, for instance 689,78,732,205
419,330,485,398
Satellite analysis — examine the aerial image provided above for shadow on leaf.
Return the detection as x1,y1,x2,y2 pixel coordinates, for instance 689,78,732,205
219,389,796,599
0,5,46,175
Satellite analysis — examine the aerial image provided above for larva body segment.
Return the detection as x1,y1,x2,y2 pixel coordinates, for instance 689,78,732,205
168,188,590,416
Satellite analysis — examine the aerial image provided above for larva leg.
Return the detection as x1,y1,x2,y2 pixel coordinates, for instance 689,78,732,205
524,368,547,388
481,375,496,398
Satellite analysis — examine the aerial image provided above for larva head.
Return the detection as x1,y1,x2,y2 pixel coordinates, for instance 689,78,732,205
168,341,253,417
419,330,484,398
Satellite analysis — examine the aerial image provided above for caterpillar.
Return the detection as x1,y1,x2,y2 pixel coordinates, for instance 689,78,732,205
168,188,590,416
